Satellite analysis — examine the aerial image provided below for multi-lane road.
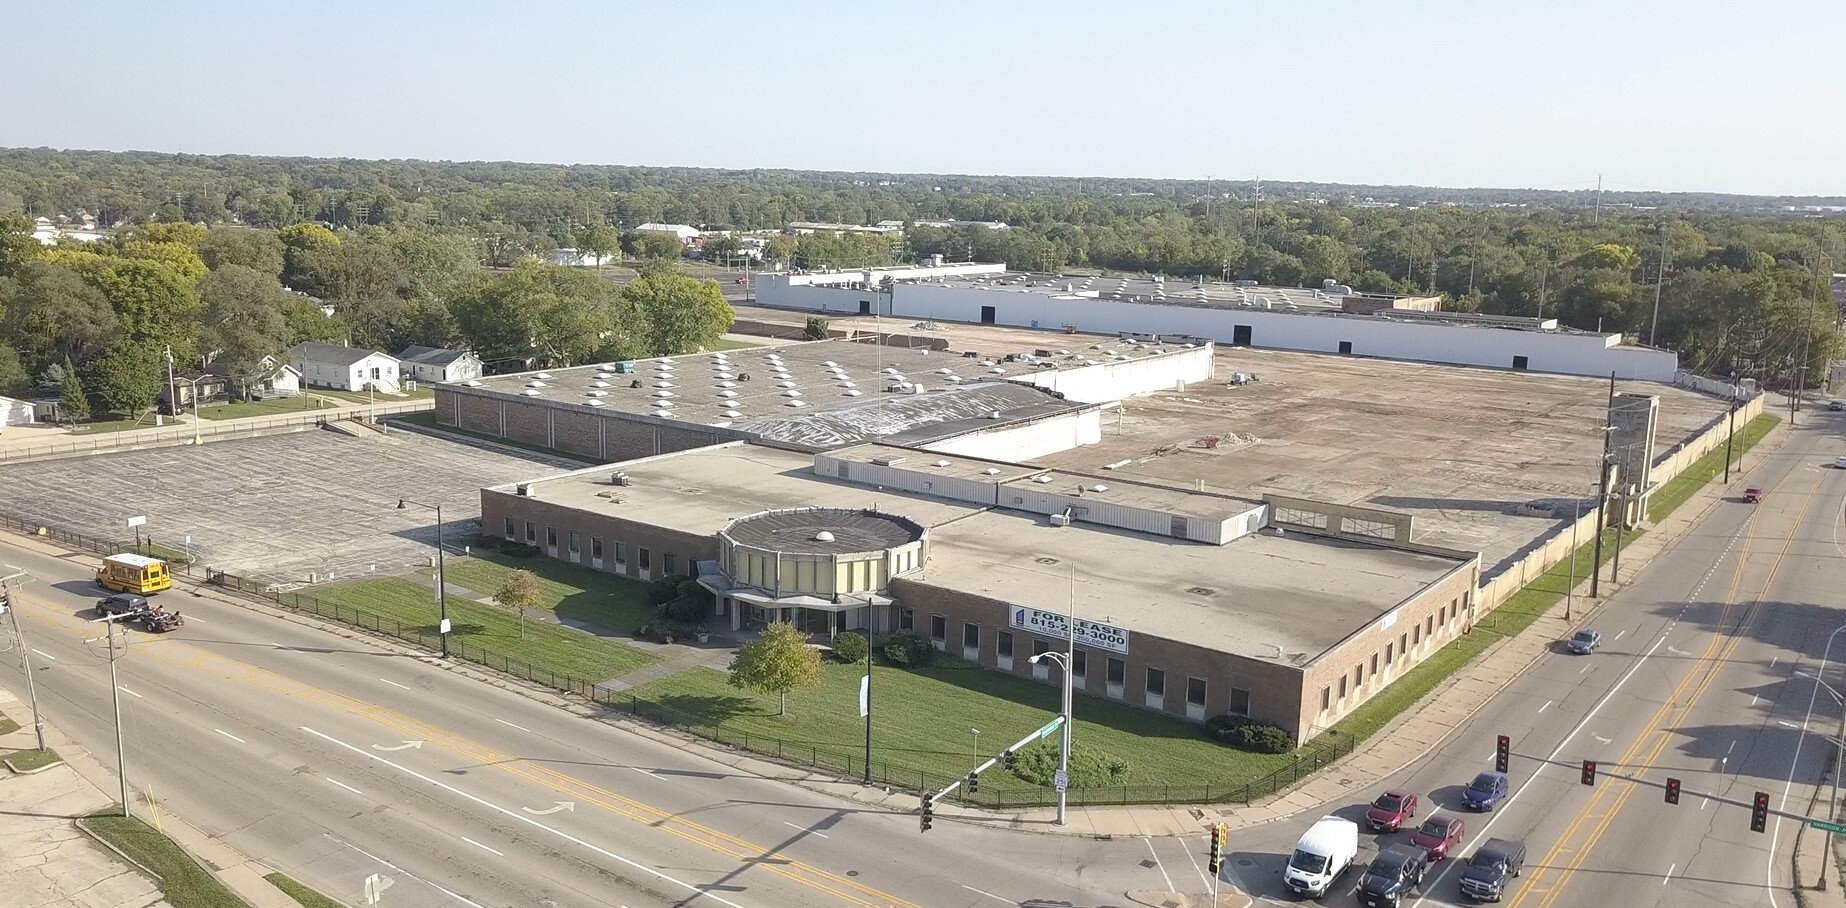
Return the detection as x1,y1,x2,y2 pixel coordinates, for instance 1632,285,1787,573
1224,409,1846,908
2,410,1840,908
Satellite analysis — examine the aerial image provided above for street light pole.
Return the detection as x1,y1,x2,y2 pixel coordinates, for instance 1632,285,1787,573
85,615,133,816
397,499,450,658
1813,624,1846,891
1,570,45,751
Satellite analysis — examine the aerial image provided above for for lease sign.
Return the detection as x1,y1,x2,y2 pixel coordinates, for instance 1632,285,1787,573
1010,606,1130,654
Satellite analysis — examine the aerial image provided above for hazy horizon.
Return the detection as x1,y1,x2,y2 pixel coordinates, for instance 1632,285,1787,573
5,0,1840,197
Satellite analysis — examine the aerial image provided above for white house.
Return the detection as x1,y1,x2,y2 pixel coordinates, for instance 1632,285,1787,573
288,342,401,393
395,346,484,384
551,248,615,268
636,223,701,243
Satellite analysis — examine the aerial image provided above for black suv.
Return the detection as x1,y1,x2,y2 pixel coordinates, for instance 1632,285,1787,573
1459,838,1526,902
1358,844,1430,908
95,593,150,618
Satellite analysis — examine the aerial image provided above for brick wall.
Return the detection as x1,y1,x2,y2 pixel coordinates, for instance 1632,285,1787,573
482,488,716,583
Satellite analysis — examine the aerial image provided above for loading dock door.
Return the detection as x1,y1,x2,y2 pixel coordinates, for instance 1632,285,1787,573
859,299,872,315
980,305,997,324
1232,325,1253,346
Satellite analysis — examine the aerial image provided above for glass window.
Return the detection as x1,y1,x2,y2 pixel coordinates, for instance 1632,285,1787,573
1186,677,1206,707
963,623,979,649
929,614,946,641
591,537,603,559
900,608,914,631
1072,649,1087,677
613,541,627,564
1355,663,1364,686
1413,624,1421,645
503,516,514,538
1338,675,1348,698
1371,653,1379,676
1386,642,1395,664
639,547,651,570
997,632,1014,658
525,521,536,543
1146,668,1166,697
567,531,579,554
1107,657,1125,685
664,552,676,575
1321,686,1331,710
545,526,557,548
1032,639,1050,658
1400,632,1408,654
1230,687,1251,716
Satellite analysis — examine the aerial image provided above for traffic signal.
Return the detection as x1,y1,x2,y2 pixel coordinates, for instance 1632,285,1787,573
1002,749,1017,770
1581,760,1597,786
967,770,980,794
920,793,935,833
1665,778,1680,805
1751,791,1769,833
1495,735,1510,774
1208,823,1226,874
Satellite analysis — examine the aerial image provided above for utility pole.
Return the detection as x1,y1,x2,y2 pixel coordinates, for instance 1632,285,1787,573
1590,372,1615,599
85,615,133,816
1,570,45,751
1565,499,1581,621
1593,174,1603,223
1724,391,1739,483
862,613,873,785
1649,223,1669,346
396,499,450,657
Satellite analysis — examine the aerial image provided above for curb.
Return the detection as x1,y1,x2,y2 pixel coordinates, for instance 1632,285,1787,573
3,753,67,775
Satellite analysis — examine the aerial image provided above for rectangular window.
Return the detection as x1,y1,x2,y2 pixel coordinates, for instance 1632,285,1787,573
929,614,947,641
963,623,980,649
1230,687,1251,716
1338,675,1349,699
613,541,627,564
900,608,914,631
1146,668,1166,698
639,547,651,570
1072,649,1087,678
997,632,1014,658
1426,616,1435,637
503,516,515,538
1107,657,1126,685
546,526,557,548
1186,677,1206,707
525,521,536,544
1321,686,1331,711
1386,642,1395,664
591,536,603,559
1400,632,1408,655
1355,663,1364,687
1371,653,1379,676
567,531,579,554
1033,639,1050,659
1413,624,1422,645
664,553,676,575
1450,598,1458,622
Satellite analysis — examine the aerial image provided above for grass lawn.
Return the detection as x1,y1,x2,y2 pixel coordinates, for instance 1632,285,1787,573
81,812,252,908
264,873,347,908
69,414,162,434
1648,414,1780,522
0,710,19,736
195,396,332,420
435,550,656,632
707,337,765,351
315,575,657,681
311,387,435,405
4,747,61,772
387,411,599,463
623,660,1297,799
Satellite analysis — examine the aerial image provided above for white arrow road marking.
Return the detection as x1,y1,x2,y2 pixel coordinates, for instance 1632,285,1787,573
370,740,424,752
1594,735,1613,744
301,727,748,908
1667,645,1691,656
522,801,575,815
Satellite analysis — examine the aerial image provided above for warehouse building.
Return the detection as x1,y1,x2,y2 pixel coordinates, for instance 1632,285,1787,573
482,442,1479,743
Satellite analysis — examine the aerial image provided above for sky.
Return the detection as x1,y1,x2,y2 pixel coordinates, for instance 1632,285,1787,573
3,0,1840,197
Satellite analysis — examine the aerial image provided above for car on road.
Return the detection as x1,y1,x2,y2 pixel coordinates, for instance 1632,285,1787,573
1829,399,1844,411
1566,629,1602,654
1835,455,1846,469
95,593,149,619
1458,838,1526,902
1357,844,1430,908
1365,789,1419,832
1409,812,1465,860
1462,771,1510,811
1284,815,1360,898
1745,485,1763,503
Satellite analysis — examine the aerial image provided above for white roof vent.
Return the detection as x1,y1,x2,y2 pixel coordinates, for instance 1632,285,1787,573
937,368,953,374
822,361,838,368
782,390,804,398
526,380,548,388
1033,474,1054,483
521,389,542,396
591,380,610,388
654,381,674,388
988,367,1006,375
843,389,863,397
784,400,809,408
1090,484,1109,493
717,390,738,398
837,380,857,388
715,372,736,380
777,380,798,388
814,530,835,542
883,367,900,375
464,380,482,387
934,460,951,468
651,390,674,398
586,399,605,407
535,372,553,379
716,380,737,388
585,390,607,397
720,409,742,418
983,467,1001,475
652,409,674,417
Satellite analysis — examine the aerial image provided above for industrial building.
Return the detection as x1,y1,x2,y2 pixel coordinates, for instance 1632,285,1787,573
754,263,1681,380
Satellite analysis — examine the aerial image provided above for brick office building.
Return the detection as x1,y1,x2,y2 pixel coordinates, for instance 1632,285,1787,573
481,442,1478,744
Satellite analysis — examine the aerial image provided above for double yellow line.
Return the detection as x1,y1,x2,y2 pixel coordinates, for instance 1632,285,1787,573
1510,467,1827,908
29,603,920,908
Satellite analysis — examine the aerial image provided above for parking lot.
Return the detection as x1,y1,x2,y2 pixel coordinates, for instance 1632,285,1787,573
0,427,574,584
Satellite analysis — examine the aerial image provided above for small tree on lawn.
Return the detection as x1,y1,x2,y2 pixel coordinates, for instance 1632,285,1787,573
493,569,542,639
58,355,90,420
803,316,829,340
727,621,821,716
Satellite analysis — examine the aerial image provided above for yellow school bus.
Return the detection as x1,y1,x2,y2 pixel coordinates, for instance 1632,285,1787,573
96,553,172,594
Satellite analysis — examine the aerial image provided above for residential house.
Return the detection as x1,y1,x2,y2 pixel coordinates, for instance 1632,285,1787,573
287,342,401,393
636,223,701,244
395,346,484,384
208,353,301,398
156,369,230,411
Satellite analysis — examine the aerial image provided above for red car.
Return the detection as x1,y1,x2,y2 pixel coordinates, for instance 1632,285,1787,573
1744,486,1763,503
1366,789,1419,832
1410,813,1465,860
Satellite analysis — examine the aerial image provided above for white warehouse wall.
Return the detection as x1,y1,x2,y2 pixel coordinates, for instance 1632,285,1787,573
920,410,1103,463
772,263,1006,288
1009,345,1216,403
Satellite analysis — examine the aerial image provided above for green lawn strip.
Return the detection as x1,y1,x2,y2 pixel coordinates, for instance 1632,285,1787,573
311,387,435,405
1647,413,1780,523
707,337,765,351
70,415,162,434
385,411,600,463
264,872,348,908
4,747,61,771
0,710,20,736
623,662,1296,796
80,812,252,908
435,551,656,632
195,397,332,420
315,576,656,679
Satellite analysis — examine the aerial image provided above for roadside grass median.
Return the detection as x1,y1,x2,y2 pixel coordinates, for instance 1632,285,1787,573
265,872,348,908
623,660,1300,798
3,747,62,773
0,709,20,736
315,576,657,680
195,396,331,420
1648,413,1780,522
80,811,252,908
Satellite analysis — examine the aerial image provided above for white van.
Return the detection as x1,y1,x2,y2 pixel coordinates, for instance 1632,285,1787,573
1284,815,1360,898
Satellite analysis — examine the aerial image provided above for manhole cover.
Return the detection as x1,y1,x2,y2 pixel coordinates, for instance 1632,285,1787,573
1187,587,1216,596
846,870,859,877
1139,859,1158,869
1237,859,1254,867
1036,556,1060,565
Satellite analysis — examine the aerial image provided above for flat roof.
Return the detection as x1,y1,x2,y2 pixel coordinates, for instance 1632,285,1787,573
722,509,923,555
453,339,1098,449
914,271,1351,313
509,444,1463,663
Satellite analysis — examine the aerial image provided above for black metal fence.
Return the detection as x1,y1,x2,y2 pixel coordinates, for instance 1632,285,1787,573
0,509,196,570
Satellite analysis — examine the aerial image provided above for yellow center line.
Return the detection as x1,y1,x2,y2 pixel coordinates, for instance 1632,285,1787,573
22,602,921,908
1514,467,1827,908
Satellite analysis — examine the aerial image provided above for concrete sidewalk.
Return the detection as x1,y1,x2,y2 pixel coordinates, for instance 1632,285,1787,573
0,689,296,908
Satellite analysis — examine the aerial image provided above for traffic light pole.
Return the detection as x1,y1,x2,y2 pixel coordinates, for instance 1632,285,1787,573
917,718,1064,831
1508,745,1796,826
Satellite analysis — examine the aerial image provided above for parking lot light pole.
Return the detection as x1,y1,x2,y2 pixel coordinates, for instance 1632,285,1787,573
396,498,450,658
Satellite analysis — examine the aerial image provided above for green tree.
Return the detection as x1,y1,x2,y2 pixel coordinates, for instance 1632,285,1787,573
803,316,829,340
138,222,208,250
764,234,799,265
493,569,542,639
278,223,342,296
50,249,202,365
117,240,209,283
199,265,294,398
199,227,286,277
620,269,735,356
726,621,822,716
0,260,118,367
700,234,743,265
283,296,346,345
85,340,162,416
388,229,480,304
57,355,89,419
626,230,684,261
573,224,621,271
0,214,42,276
451,261,631,366
0,343,25,393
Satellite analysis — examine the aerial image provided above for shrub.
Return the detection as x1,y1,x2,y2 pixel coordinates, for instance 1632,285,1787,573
831,631,869,664
1204,714,1293,754
876,630,934,668
649,575,688,606
657,595,707,625
1007,741,1130,788
500,542,540,558
803,316,830,340
472,533,501,550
